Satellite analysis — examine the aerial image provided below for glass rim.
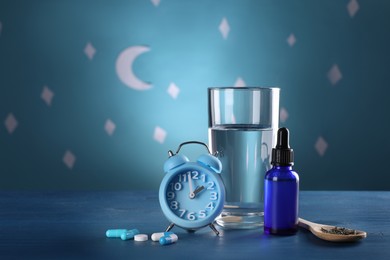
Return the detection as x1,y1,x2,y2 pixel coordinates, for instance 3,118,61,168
208,86,280,91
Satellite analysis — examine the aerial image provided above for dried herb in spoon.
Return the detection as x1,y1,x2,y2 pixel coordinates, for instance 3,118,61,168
321,226,357,235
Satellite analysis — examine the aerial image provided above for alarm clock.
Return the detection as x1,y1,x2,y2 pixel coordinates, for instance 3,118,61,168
159,141,225,235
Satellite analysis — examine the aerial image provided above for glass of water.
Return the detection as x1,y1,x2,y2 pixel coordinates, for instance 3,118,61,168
208,87,280,229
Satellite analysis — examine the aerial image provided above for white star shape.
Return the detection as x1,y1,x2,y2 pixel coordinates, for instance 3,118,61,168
287,33,296,47
104,119,116,136
280,107,289,123
219,17,230,40
234,77,246,87
167,82,180,99
347,0,359,18
63,150,76,169
154,126,167,144
151,0,160,7
84,42,96,60
41,85,54,106
5,113,18,134
315,136,328,157
327,64,342,85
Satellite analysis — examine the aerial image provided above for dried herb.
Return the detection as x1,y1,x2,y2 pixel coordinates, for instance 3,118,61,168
321,226,357,235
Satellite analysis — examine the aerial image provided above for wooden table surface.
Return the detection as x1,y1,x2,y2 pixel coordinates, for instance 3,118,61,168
0,191,389,259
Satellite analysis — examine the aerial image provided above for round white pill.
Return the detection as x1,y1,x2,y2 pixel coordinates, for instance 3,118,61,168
134,234,148,242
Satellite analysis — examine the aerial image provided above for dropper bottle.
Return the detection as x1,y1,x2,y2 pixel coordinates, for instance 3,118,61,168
264,127,299,235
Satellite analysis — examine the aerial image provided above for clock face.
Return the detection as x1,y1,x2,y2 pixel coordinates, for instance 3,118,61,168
159,164,224,229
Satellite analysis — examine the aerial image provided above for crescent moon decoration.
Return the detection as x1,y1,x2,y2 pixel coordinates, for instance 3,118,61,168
116,46,152,91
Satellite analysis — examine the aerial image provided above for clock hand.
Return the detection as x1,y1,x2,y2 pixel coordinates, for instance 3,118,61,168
193,185,205,197
188,172,195,199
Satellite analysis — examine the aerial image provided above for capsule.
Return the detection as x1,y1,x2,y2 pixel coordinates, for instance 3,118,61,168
151,232,174,242
106,229,127,238
159,234,178,245
120,229,140,240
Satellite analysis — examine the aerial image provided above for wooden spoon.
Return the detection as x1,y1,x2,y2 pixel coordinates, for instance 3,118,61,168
298,218,367,242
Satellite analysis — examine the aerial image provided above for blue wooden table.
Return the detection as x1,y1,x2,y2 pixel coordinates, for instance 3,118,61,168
0,191,389,259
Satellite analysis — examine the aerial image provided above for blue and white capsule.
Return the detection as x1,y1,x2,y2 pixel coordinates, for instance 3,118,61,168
151,232,174,242
106,229,127,238
121,229,140,240
159,233,178,245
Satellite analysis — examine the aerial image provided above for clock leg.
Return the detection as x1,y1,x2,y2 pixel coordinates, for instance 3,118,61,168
165,223,175,232
209,223,220,236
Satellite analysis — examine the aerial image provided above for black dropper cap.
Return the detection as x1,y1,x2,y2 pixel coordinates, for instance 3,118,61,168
271,127,294,166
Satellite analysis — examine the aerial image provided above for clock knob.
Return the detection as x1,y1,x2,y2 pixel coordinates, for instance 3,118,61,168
196,154,222,174
163,154,189,173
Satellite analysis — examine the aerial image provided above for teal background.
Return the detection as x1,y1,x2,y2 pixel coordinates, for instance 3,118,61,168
1,0,389,190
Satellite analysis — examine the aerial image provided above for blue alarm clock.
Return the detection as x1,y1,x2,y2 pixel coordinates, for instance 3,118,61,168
159,141,225,235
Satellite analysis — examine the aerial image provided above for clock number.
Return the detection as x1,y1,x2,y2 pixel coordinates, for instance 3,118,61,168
205,202,214,210
170,201,179,210
167,191,175,200
210,192,217,200
179,209,186,218
187,212,196,221
198,210,206,218
200,174,206,182
207,181,215,190
179,173,187,182
192,171,199,179
170,182,182,191
175,182,182,190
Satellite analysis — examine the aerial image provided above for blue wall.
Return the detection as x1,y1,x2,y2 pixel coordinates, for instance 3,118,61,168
1,0,389,190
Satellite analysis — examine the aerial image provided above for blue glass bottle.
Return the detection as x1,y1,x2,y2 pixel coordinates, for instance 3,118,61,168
264,127,299,235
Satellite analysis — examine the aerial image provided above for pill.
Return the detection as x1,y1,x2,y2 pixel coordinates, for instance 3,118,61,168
120,229,140,240
134,234,148,242
159,234,178,245
106,229,127,238
151,232,174,242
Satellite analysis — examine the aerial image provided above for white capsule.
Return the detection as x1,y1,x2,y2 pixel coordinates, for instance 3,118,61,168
134,234,148,242
159,234,178,245
151,232,174,242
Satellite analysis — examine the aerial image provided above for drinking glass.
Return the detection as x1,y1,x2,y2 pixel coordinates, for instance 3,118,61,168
208,87,280,229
